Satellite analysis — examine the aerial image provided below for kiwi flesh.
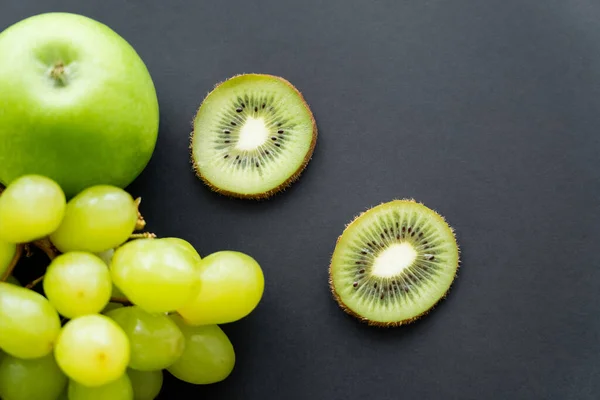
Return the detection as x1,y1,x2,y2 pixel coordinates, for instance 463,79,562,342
191,74,317,199
329,199,460,327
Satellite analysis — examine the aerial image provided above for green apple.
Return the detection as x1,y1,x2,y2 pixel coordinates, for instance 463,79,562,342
0,13,159,197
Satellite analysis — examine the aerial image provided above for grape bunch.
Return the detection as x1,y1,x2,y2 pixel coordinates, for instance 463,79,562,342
0,175,265,400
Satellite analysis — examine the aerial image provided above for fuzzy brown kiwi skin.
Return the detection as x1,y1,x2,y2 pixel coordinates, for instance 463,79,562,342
189,73,318,200
328,199,461,328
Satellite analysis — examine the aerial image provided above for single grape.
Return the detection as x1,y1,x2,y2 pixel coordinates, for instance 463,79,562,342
105,306,184,371
0,240,16,279
0,175,66,243
54,314,130,387
0,282,61,358
110,238,200,313
177,251,264,325
167,315,235,384
43,252,112,318
160,237,202,264
96,248,115,265
102,302,125,314
0,352,67,400
6,275,20,286
128,369,163,400
68,374,133,400
49,185,138,253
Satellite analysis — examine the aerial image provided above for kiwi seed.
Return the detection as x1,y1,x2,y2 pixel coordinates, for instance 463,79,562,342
329,199,460,327
190,74,317,199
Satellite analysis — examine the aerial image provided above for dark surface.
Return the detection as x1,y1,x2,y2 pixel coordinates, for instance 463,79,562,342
2,0,600,399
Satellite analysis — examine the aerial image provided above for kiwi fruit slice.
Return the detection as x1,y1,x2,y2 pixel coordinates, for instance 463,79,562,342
329,199,460,327
190,74,317,199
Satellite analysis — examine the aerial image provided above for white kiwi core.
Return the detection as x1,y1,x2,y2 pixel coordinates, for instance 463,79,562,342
235,117,269,151
371,242,417,278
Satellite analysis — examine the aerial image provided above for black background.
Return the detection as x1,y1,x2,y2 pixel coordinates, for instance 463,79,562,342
2,1,600,399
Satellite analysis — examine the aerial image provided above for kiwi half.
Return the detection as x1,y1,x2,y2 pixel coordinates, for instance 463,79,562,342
190,74,317,199
329,200,460,327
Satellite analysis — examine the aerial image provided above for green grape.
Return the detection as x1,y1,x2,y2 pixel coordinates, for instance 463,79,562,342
0,282,61,358
0,175,66,243
6,275,20,286
102,302,125,314
128,369,163,400
55,314,130,387
50,185,138,253
96,248,115,265
43,252,112,318
177,251,264,325
167,315,235,384
111,238,200,313
0,352,67,400
0,240,16,279
68,374,133,400
106,306,184,371
161,237,202,264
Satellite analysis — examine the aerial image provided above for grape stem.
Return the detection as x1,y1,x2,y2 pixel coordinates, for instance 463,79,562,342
129,232,157,240
110,297,132,305
25,275,45,289
0,244,23,282
32,238,59,260
23,244,34,257
134,197,146,231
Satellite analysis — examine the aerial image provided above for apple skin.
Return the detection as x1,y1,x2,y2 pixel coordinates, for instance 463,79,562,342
0,13,159,198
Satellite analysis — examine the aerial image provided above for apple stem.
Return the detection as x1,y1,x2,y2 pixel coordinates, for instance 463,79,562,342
50,62,68,87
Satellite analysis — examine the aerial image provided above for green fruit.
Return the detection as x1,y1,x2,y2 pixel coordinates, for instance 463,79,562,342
0,175,66,243
128,369,162,400
0,12,159,197
329,200,460,327
0,240,16,279
68,374,133,400
105,306,185,371
191,74,317,199
167,315,235,385
161,238,202,265
49,185,138,253
177,251,265,326
54,314,130,387
0,282,61,359
0,353,67,400
110,239,200,314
